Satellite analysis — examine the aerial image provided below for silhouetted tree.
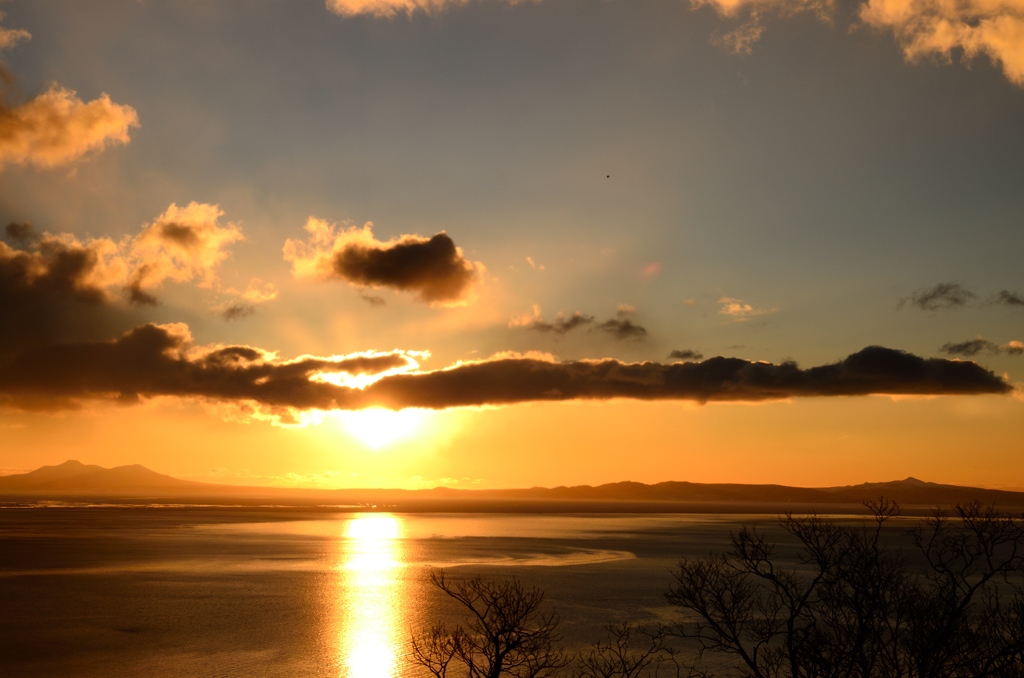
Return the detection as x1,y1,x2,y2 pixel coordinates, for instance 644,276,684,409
411,571,569,678
412,503,1024,678
573,622,694,678
665,500,1024,678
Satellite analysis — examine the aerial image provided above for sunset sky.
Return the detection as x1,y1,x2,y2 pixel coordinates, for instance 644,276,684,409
1,0,1022,490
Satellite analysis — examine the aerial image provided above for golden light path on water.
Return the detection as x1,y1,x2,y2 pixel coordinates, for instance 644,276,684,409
337,514,406,678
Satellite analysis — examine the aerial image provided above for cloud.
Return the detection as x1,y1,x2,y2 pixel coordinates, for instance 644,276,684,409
669,349,705,361
860,0,1024,86
0,12,139,169
325,0,475,17
718,296,776,321
125,203,244,305
0,204,244,351
219,303,256,322
941,338,1024,356
994,289,1024,307
226,278,278,304
0,85,140,169
356,346,1010,409
525,312,595,335
593,318,648,341
509,306,647,339
616,304,636,316
690,0,835,54
0,322,420,416
283,219,483,306
0,11,30,53
899,282,976,311
4,222,35,245
692,0,1024,86
0,338,1008,416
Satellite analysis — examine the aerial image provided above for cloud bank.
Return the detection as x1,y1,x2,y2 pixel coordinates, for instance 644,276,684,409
0,323,418,416
0,337,1009,416
284,219,483,306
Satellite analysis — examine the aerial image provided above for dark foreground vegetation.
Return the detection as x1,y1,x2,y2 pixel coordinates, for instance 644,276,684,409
411,502,1024,678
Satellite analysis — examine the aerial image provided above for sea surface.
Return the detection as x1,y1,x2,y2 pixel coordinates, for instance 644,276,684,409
0,507,923,677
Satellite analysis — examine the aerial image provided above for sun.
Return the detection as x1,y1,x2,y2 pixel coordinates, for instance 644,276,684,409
336,408,429,450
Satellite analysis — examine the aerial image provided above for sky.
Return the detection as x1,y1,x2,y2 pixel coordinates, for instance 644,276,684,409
0,0,1022,490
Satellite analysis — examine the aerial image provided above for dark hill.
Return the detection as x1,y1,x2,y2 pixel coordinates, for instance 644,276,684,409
0,460,206,493
1,461,1022,510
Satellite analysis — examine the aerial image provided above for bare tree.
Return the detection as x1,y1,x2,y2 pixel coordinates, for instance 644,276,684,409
411,571,569,678
664,500,1024,678
573,622,697,678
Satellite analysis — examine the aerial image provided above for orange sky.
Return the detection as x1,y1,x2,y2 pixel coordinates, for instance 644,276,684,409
1,0,1023,489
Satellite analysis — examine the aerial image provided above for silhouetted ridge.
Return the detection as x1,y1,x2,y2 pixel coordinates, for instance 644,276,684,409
0,462,1021,508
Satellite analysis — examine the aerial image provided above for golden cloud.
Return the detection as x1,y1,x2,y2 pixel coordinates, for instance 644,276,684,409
326,0,470,17
126,202,244,304
860,0,1024,85
0,85,139,169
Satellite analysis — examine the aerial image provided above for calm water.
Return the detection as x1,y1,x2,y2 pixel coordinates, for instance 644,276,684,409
0,508,916,677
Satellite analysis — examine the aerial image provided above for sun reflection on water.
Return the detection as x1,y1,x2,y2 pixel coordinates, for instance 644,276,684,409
338,514,406,678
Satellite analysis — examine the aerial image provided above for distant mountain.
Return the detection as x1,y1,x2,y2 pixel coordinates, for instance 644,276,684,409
1,461,1022,510
465,477,1024,507
0,460,207,494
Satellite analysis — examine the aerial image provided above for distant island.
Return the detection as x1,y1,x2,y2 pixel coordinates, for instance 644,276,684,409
2,460,1023,513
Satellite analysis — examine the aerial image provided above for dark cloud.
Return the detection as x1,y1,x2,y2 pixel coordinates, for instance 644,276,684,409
527,312,594,335
593,318,648,341
4,222,35,245
669,349,704,361
356,346,1009,409
0,323,415,413
125,271,159,306
333,232,475,304
941,339,1023,357
283,222,482,306
221,302,256,322
0,234,136,354
0,340,1006,415
900,283,977,311
994,290,1024,307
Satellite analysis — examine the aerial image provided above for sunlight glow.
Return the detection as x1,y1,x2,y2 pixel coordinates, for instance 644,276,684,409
337,514,405,678
337,408,429,450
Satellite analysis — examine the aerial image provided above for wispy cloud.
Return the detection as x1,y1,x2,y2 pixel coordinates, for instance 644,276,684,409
283,219,483,306
325,0,484,18
669,349,705,361
994,289,1024,307
899,282,977,311
593,318,648,341
510,306,648,340
718,296,776,321
940,338,1023,357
